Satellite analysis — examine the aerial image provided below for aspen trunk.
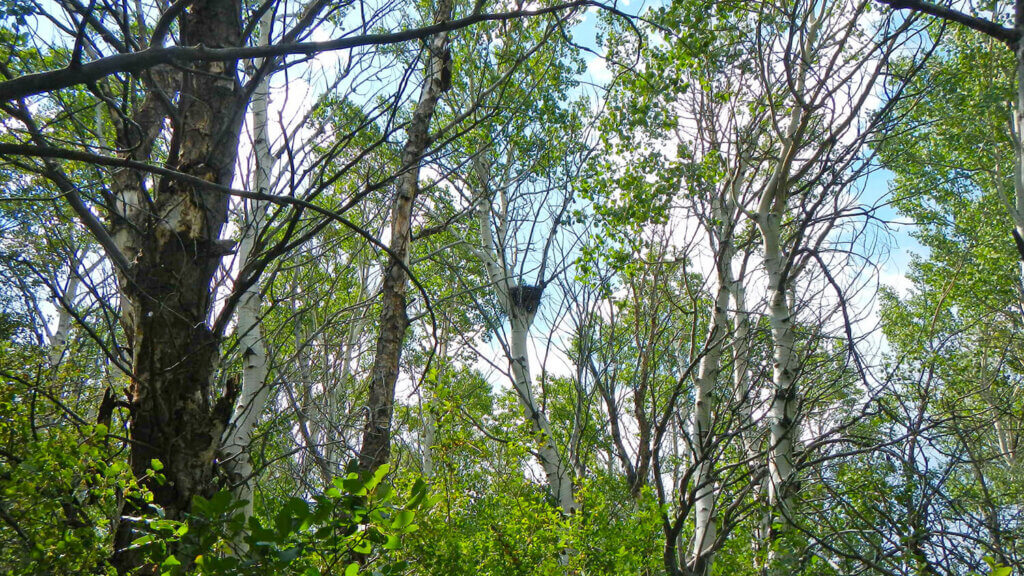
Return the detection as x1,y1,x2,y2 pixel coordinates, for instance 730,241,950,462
509,312,576,512
48,272,80,368
758,212,800,576
219,10,275,528
752,12,819,573
1011,44,1024,296
473,157,576,514
420,326,447,478
689,275,730,576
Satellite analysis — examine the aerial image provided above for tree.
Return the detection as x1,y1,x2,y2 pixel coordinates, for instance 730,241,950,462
358,0,454,475
876,0,1024,276
874,21,1024,570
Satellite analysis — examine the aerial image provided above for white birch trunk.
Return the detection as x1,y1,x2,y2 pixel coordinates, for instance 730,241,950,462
758,210,800,576
474,158,576,514
420,328,446,478
690,199,735,575
48,273,80,367
219,12,274,526
753,13,819,573
689,279,729,575
1009,50,1024,302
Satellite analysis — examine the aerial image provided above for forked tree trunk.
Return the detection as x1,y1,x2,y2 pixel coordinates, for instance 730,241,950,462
109,0,247,570
358,0,453,473
473,157,577,514
753,12,818,573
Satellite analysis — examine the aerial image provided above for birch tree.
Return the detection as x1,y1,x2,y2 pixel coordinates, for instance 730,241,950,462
218,9,276,530
471,148,579,513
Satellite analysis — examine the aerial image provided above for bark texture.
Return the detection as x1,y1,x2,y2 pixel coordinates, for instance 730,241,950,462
689,246,733,575
109,0,246,569
358,0,453,473
48,271,80,368
219,10,276,530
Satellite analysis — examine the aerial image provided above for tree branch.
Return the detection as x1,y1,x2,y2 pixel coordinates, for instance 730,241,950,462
0,0,620,102
875,0,1019,46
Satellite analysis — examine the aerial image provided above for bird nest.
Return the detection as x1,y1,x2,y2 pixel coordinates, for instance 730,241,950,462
508,284,544,314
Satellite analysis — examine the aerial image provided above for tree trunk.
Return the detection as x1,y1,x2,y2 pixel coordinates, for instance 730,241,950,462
758,212,800,576
420,324,447,478
473,157,577,514
219,10,275,533
1012,37,1024,298
729,280,756,460
689,272,731,576
48,271,80,368
110,0,246,569
358,0,452,473
509,311,576,512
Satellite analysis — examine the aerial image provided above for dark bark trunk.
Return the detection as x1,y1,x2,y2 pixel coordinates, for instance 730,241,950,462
357,0,452,474
110,0,245,571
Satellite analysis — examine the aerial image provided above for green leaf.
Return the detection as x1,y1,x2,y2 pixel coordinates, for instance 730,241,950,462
391,509,414,529
128,534,155,549
352,538,371,554
345,563,360,576
276,546,300,563
383,534,401,550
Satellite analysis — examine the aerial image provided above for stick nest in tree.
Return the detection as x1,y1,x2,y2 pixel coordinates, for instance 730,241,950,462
509,284,544,313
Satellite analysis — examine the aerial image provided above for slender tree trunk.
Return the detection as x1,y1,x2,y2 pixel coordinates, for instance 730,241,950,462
48,271,80,368
509,312,577,512
751,13,818,572
593,359,637,489
757,211,800,576
358,0,452,473
689,268,731,576
473,157,577,514
420,324,447,478
1011,34,1024,297
689,191,739,576
219,11,275,531
291,298,332,484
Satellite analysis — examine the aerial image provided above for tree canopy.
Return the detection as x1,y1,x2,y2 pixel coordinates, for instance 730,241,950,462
0,0,1021,575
